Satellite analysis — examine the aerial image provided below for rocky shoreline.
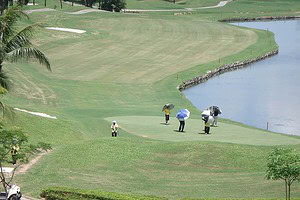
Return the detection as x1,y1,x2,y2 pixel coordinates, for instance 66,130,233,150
178,49,279,91
178,16,300,91
219,15,300,22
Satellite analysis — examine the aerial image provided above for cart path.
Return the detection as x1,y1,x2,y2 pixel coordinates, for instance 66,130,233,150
16,152,51,200
22,195,42,200
123,0,231,12
25,0,231,14
17,151,49,174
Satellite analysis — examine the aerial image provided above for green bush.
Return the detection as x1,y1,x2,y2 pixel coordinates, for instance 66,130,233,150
40,187,300,200
181,199,299,200
40,187,167,200
100,0,126,12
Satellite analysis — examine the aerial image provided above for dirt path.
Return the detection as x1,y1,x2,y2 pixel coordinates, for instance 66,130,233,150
17,152,49,174
14,152,50,200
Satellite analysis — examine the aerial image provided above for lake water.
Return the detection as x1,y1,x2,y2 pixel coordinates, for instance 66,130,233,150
183,20,300,135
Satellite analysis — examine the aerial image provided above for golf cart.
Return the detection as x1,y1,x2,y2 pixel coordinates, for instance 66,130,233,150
0,168,22,200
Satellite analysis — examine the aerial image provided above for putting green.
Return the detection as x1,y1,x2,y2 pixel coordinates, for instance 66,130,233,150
105,116,300,146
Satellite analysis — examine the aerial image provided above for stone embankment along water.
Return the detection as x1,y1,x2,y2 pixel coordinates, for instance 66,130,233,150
219,16,300,22
178,49,279,91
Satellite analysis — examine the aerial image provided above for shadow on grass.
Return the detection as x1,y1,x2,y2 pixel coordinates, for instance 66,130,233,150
160,122,170,125
173,130,185,133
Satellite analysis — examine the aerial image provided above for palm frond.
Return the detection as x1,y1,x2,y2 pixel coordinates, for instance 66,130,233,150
0,71,10,90
6,47,51,71
5,23,43,52
3,6,28,26
0,87,8,95
0,6,28,45
0,101,15,121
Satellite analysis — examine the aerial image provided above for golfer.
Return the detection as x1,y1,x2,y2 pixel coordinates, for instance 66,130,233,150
111,121,119,137
209,106,222,127
164,108,170,124
178,118,185,132
176,109,190,132
11,144,19,165
204,115,213,134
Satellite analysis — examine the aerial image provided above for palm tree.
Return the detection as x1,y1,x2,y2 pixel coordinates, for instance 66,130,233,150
0,6,51,117
0,6,51,90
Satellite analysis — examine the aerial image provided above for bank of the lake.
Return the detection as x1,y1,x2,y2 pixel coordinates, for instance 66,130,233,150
184,20,300,136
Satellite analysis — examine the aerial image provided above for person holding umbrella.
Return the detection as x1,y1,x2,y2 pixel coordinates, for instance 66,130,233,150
176,109,190,132
162,103,175,124
204,115,214,134
209,106,222,127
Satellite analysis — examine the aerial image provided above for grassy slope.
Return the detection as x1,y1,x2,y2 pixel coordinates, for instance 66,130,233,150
2,0,300,198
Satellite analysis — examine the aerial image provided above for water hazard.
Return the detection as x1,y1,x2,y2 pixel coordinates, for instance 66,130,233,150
183,20,300,135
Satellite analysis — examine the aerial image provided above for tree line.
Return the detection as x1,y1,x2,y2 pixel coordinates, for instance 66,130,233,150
70,0,126,12
0,0,126,14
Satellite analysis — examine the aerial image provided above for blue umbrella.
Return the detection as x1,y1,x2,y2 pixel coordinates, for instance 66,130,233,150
176,109,190,120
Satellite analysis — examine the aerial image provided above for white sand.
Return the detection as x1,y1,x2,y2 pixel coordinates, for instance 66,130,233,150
14,108,57,119
24,8,55,14
27,3,38,5
66,9,107,15
46,27,86,34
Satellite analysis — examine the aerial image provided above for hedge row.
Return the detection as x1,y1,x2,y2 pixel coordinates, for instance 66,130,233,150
40,187,167,200
41,187,300,200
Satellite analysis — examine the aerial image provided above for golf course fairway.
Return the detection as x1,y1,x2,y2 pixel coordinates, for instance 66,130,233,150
2,0,300,199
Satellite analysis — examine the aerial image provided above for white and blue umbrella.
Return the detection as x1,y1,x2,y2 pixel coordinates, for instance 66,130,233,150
176,109,190,120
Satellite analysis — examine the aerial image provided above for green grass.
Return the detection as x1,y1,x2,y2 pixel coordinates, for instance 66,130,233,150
190,0,300,21
1,0,300,199
105,116,300,145
16,137,300,198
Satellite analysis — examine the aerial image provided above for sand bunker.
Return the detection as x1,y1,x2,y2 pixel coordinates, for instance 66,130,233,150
66,9,107,15
27,3,38,5
24,8,55,14
46,27,86,34
14,108,57,119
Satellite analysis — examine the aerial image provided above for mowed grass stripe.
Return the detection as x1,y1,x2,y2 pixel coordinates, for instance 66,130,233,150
30,13,257,83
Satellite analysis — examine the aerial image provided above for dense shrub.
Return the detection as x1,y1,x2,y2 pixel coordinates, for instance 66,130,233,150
41,188,300,200
41,187,167,200
100,0,126,12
